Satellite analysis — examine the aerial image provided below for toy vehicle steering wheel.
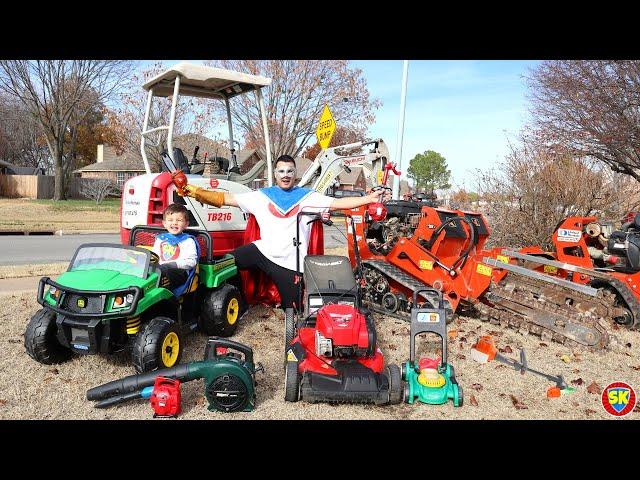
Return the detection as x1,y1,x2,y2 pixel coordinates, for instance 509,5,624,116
148,251,160,265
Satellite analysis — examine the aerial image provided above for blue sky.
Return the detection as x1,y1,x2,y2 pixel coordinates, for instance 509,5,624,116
352,60,542,190
140,60,540,189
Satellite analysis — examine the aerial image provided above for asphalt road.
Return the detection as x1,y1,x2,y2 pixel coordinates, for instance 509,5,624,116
0,224,348,266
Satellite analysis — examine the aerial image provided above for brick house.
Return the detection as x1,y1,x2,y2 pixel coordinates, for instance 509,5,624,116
73,145,146,189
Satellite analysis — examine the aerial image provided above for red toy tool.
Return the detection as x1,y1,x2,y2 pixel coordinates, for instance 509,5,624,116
150,376,182,418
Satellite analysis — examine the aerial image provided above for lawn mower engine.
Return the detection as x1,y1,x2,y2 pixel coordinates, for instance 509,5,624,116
314,303,376,358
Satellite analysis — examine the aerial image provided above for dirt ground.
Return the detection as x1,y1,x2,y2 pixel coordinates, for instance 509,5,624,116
0,199,119,232
2,286,639,420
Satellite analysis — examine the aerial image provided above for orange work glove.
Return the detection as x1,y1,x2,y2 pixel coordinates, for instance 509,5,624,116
183,185,225,207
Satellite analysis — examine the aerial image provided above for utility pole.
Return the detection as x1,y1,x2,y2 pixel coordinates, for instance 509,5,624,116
392,60,409,200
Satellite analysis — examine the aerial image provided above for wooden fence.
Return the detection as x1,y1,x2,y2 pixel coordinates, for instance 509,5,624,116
0,175,104,199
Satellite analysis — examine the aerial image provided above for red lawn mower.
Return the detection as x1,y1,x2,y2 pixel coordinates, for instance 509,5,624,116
284,210,404,405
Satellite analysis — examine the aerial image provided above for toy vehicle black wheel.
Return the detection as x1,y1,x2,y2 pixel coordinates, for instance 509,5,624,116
284,361,301,402
24,308,72,365
199,284,242,337
386,364,404,404
132,317,182,373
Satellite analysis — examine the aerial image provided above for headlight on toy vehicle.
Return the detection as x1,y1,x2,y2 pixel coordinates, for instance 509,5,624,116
48,286,60,299
112,293,134,309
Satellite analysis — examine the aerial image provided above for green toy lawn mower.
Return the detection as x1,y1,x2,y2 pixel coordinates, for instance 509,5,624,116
24,226,243,373
402,288,463,407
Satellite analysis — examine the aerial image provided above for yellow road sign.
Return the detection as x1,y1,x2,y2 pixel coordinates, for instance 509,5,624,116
316,104,336,149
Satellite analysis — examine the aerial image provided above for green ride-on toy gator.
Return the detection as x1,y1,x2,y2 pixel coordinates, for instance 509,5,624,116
402,288,463,407
24,225,244,373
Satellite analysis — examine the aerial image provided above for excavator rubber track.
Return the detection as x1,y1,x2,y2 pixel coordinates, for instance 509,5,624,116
361,262,619,351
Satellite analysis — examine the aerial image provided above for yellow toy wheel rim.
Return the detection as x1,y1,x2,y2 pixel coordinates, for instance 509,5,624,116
227,298,239,325
161,332,180,367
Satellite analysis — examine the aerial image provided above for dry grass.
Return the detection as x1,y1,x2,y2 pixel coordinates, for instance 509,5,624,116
2,287,639,420
0,263,67,280
0,199,119,232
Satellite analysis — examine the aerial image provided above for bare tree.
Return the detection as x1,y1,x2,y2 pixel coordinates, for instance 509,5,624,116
0,60,135,199
527,60,640,181
205,60,381,159
80,178,120,205
475,134,640,250
0,94,52,172
115,62,218,172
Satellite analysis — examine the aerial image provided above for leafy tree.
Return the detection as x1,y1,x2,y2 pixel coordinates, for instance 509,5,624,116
204,60,380,159
407,150,451,195
527,60,640,182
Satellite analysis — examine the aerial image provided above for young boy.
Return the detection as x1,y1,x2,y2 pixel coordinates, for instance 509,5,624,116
152,203,198,291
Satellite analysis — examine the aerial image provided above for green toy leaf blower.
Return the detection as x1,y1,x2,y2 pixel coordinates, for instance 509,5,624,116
87,338,263,412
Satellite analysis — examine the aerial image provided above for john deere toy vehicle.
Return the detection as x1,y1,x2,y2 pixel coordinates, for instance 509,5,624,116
24,226,243,373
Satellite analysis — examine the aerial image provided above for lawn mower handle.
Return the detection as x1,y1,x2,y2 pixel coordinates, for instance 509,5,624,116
412,288,445,308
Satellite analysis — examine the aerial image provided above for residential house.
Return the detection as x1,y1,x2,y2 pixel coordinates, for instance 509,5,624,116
73,145,146,189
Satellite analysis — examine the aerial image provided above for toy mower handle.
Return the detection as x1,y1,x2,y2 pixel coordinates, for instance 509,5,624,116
205,337,254,365
412,288,444,308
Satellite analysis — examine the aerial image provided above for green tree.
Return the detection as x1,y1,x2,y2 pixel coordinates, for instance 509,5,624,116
407,150,451,195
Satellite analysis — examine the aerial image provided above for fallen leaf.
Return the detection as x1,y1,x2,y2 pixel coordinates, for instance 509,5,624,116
632,365,640,371
587,382,601,394
456,354,466,360
471,383,484,391
585,408,597,415
459,336,467,343
560,354,572,363
0,399,7,406
572,368,581,374
571,402,579,407
572,352,583,360
470,394,478,406
613,323,620,330
498,393,507,398
510,395,528,410
48,368,59,375
499,345,513,354
539,342,548,347
571,378,584,386
448,330,458,339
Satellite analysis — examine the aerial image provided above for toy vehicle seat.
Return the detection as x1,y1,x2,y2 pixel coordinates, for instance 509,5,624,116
129,225,213,296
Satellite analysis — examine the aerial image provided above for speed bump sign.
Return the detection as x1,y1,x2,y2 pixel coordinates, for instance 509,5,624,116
316,104,336,149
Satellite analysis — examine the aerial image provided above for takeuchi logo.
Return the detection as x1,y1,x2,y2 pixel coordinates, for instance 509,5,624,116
601,382,637,417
